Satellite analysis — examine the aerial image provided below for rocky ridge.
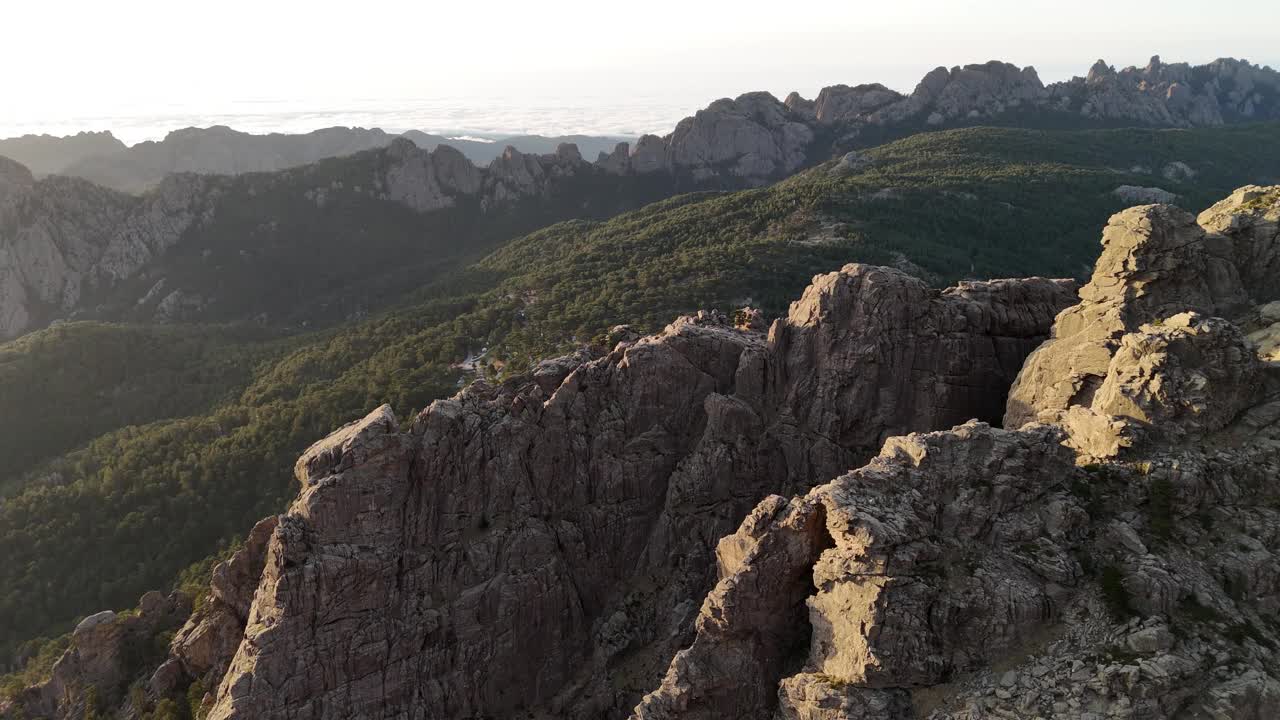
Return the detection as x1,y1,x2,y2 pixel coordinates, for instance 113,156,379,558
0,171,220,339
7,56,1276,198
0,139,605,339
0,131,126,177
28,265,1069,720
22,127,629,194
7,188,1280,720
600,56,1280,185
3,54,1275,341
634,186,1280,719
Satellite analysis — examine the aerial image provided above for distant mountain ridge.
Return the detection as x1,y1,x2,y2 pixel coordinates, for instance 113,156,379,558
2,54,1280,341
0,138,678,340
0,126,635,194
0,131,126,176
4,55,1275,196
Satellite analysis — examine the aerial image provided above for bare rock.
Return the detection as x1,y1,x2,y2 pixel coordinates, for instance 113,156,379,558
9,592,189,719
598,141,632,174
1198,185,1280,305
666,92,813,180
1007,190,1280,458
635,422,1085,719
1162,161,1197,182
631,134,669,173
813,84,905,123
167,264,1068,720
1112,185,1177,204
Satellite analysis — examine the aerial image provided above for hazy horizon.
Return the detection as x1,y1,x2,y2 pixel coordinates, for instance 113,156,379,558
4,0,1279,145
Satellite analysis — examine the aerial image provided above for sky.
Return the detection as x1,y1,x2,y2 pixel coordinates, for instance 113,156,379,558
3,0,1278,141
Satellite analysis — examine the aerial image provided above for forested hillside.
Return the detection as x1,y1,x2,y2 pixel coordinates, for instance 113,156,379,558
3,122,1279,667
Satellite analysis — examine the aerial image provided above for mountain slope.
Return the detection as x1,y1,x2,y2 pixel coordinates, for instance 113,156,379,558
0,122,1278,665
0,140,680,340
0,322,282,495
0,132,125,175
10,184,1278,720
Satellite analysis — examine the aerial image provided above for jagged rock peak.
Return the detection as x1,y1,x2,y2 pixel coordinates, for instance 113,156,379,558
812,83,905,123
636,185,1280,720
1087,58,1115,83
1006,187,1280,459
129,263,1071,720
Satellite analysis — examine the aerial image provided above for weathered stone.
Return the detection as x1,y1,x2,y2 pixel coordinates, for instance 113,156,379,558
153,264,1069,720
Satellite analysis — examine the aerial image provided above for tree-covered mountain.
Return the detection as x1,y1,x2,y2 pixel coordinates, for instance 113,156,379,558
0,140,683,341
1,122,1279,665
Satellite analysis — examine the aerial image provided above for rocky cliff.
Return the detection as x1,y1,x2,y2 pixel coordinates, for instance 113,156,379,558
634,186,1280,719
68,265,1068,720
603,56,1280,185
9,56,1274,198
0,169,219,339
12,186,1275,720
0,139,615,339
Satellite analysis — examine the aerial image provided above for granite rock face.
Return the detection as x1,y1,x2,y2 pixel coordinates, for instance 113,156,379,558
0,168,219,339
1054,55,1280,127
148,266,1071,720
810,84,905,123
3,592,189,719
635,186,1280,720
633,421,1083,720
601,92,816,183
773,56,1280,173
1006,188,1280,459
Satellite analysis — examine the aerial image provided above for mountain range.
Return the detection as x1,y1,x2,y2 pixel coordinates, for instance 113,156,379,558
0,127,635,194
4,54,1279,196
2,56,1279,344
2,53,1280,720
6,181,1280,720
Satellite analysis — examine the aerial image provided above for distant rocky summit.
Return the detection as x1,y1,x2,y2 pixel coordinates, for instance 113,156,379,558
598,55,1280,185
0,131,125,176
9,186,1278,720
